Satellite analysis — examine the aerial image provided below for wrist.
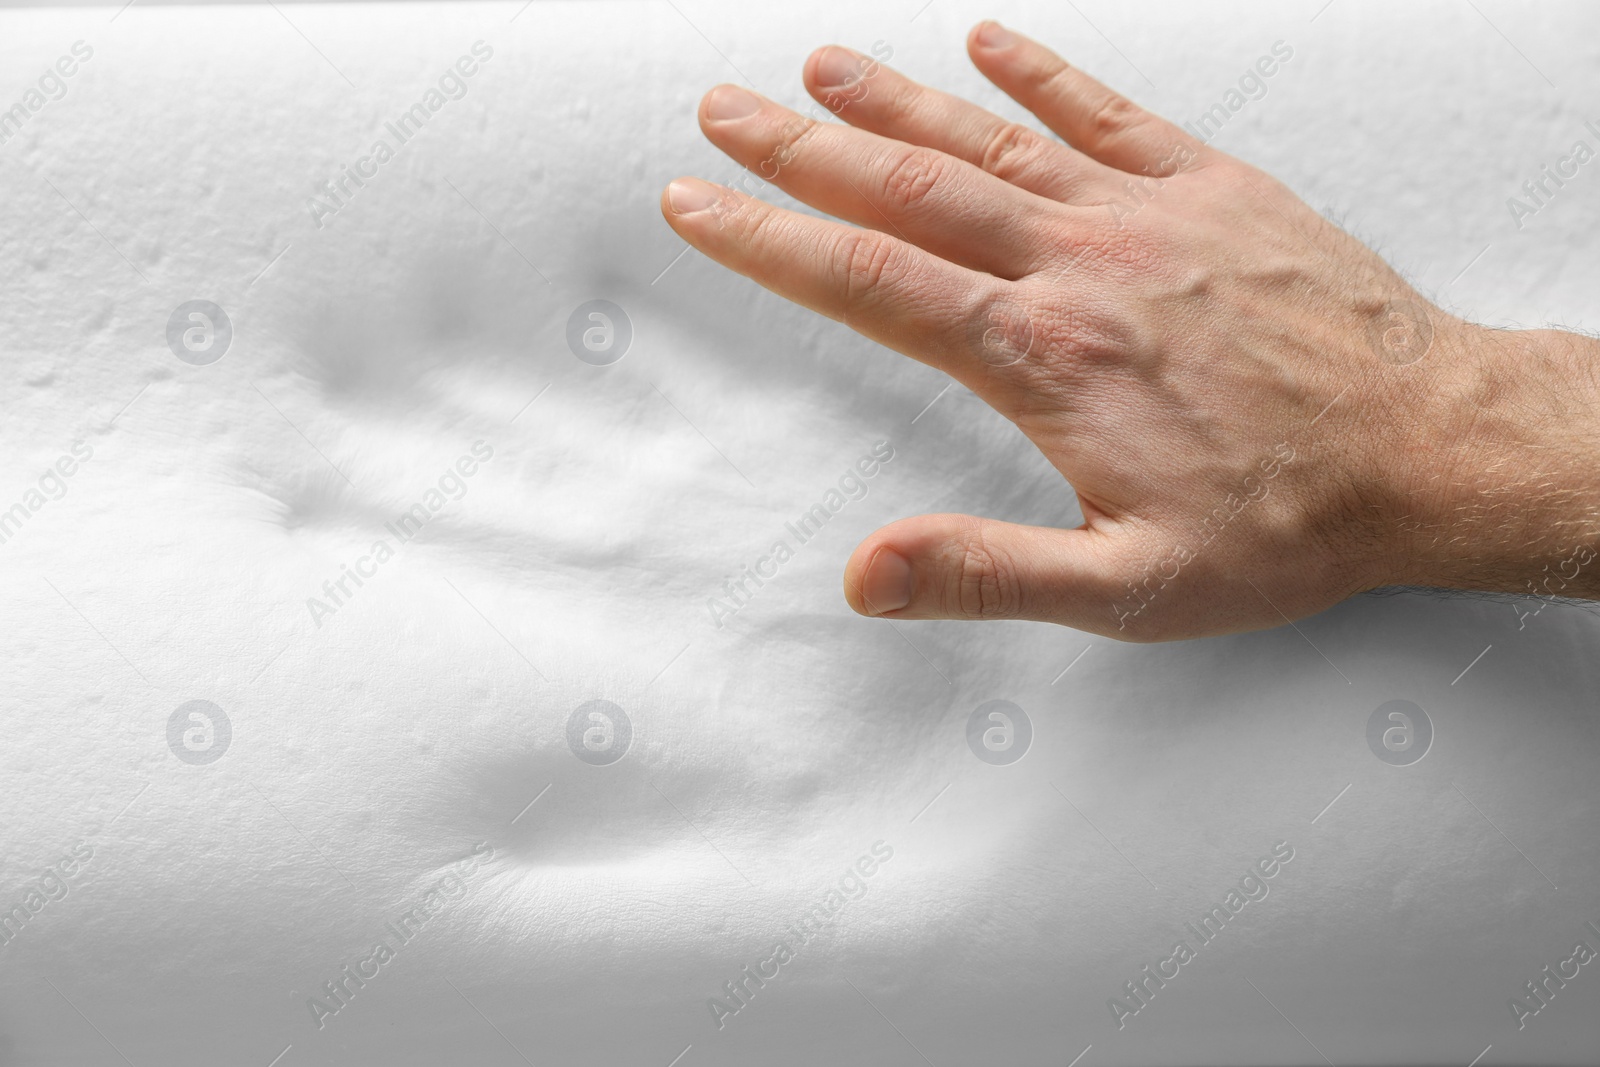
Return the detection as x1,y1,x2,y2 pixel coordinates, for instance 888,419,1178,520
1378,321,1600,599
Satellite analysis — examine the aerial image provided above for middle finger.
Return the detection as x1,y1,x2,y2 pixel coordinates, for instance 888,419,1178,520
697,83,1077,280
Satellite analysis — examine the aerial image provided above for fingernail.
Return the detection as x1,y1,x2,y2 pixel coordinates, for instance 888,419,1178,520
704,84,761,122
667,178,722,215
861,548,913,615
813,46,864,89
974,20,1016,50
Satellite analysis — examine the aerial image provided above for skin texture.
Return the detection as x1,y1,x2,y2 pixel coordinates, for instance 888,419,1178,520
659,20,1600,641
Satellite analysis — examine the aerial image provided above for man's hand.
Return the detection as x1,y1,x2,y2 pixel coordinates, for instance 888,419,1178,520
660,20,1600,641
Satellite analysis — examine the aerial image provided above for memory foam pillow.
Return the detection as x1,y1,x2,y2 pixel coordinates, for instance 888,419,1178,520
0,2,1596,1065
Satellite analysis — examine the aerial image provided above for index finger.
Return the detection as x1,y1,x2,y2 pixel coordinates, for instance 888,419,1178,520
660,176,1027,378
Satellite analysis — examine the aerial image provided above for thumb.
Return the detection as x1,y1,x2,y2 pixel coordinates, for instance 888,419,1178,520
842,513,1120,629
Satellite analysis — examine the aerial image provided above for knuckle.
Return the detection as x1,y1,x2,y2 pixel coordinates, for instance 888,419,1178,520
879,146,948,214
872,80,916,126
947,527,1022,620
1087,91,1143,138
735,199,781,248
840,230,899,306
1032,60,1076,101
980,121,1044,179
761,115,821,176
992,293,1137,416
965,287,1040,370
